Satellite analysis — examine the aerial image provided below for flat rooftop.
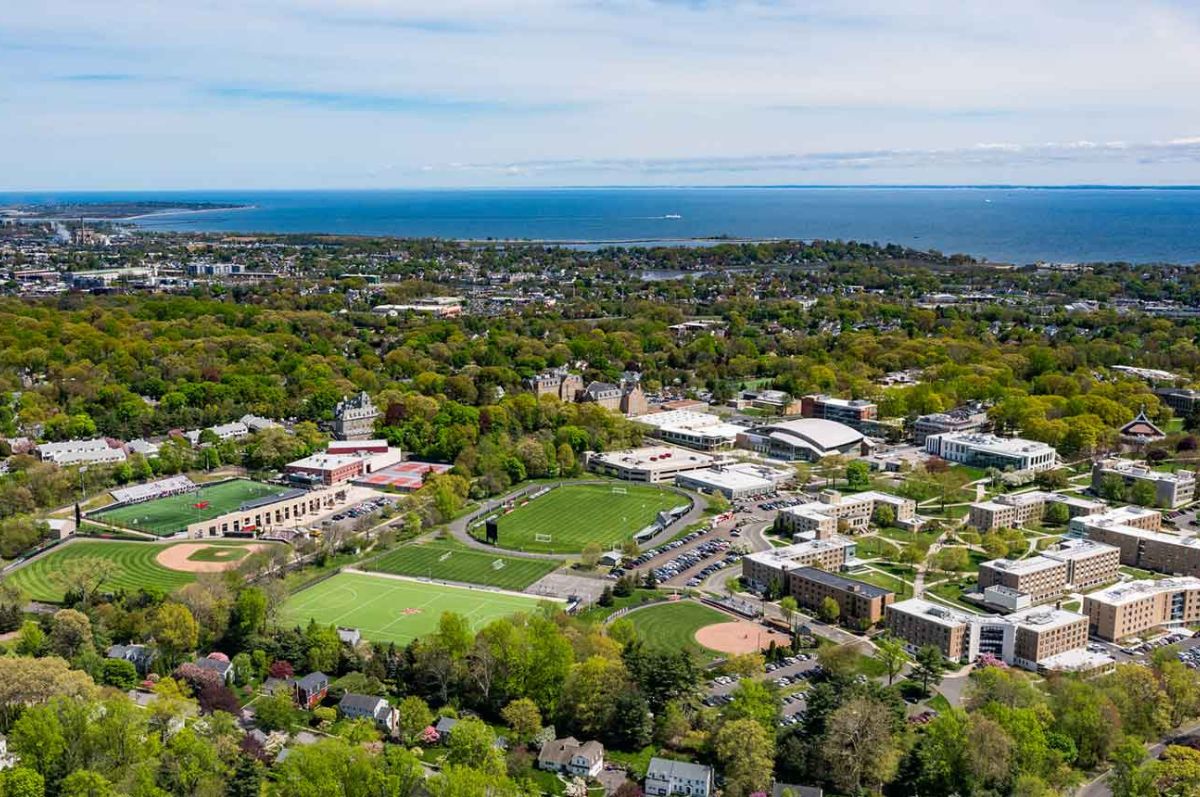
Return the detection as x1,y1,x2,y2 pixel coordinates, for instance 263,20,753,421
1085,577,1200,606
981,555,1064,575
935,432,1056,456
794,566,892,598
1097,459,1196,484
678,467,773,492
1042,538,1118,561
589,445,714,471
745,535,855,568
887,598,971,628
1008,606,1086,631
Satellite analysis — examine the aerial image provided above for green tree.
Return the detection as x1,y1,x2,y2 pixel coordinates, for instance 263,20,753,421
819,596,841,624
778,596,798,629
445,717,503,774
100,658,138,690
822,697,901,795
720,679,779,734
500,698,542,742
397,695,434,743
0,768,46,797
845,460,870,489
912,644,946,696
49,609,93,659
58,770,117,797
255,688,300,732
873,634,907,686
14,620,44,656
152,603,199,668
714,718,774,797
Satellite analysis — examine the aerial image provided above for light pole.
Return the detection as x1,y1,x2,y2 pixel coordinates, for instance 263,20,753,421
78,465,88,501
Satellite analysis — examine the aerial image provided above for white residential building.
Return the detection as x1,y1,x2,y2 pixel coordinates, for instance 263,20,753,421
36,438,127,466
645,757,713,797
925,432,1057,472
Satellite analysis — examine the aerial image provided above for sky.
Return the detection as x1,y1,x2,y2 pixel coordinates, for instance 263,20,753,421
2,0,1200,189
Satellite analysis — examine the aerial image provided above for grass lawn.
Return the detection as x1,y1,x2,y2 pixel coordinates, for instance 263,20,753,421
849,568,913,599
1120,565,1165,581
76,523,151,540
874,562,918,581
278,571,549,645
576,588,664,623
187,546,250,563
925,579,980,612
856,653,891,678
856,535,901,559
878,527,941,549
5,540,258,601
479,483,685,554
623,600,730,659
363,538,558,591
93,479,288,536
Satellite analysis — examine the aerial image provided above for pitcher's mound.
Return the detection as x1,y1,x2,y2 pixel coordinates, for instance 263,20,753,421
695,621,792,655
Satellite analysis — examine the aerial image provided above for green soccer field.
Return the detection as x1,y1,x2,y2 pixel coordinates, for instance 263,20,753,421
480,483,685,554
364,539,558,590
92,479,288,536
3,540,261,602
279,571,549,644
623,600,730,659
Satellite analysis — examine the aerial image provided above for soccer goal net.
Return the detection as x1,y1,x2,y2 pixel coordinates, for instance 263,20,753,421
611,487,628,495
534,533,553,544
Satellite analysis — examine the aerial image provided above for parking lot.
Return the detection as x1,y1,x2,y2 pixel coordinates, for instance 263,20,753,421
321,494,398,533
703,653,822,726
611,521,746,587
1088,629,1200,664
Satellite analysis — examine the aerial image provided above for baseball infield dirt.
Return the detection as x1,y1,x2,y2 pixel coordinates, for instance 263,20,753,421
155,543,270,573
694,620,793,655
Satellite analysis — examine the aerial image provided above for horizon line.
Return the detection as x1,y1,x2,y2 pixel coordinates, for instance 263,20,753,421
3,183,1200,194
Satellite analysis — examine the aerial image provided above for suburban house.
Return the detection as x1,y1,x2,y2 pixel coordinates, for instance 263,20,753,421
106,643,156,675
337,693,397,734
645,757,713,797
0,733,14,771
294,672,329,709
537,737,605,778
433,717,507,749
192,655,234,685
434,717,460,741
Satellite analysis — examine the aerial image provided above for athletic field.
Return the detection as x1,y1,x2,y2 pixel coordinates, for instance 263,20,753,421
364,540,558,591
279,571,548,644
622,600,730,659
92,479,288,536
482,483,684,553
3,540,259,602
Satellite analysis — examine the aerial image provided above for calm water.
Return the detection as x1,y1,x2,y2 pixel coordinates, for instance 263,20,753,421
4,187,1200,264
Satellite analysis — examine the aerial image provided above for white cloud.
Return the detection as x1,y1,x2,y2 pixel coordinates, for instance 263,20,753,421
1,0,1199,187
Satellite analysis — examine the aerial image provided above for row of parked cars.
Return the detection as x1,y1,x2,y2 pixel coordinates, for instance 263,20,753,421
755,495,807,512
329,495,396,524
611,523,725,579
658,540,735,585
1119,630,1194,657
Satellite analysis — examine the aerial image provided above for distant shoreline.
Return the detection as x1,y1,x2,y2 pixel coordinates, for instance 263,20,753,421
124,204,255,221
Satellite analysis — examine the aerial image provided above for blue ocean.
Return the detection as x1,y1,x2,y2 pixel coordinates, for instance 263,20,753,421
4,187,1200,265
